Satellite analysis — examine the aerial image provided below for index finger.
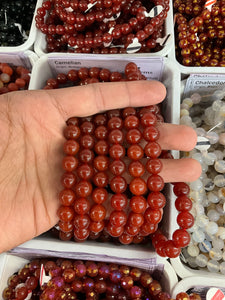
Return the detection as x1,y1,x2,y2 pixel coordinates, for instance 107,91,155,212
47,80,166,120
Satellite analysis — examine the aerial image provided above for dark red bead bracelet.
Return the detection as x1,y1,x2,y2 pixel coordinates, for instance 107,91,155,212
35,0,170,54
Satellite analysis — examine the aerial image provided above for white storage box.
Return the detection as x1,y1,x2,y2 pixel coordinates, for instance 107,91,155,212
0,0,42,53
172,275,225,299
27,54,181,261
0,251,178,297
34,0,174,57
0,50,38,70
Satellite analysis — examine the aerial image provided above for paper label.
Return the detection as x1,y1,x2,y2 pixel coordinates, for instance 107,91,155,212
126,38,141,54
85,1,97,13
48,56,164,80
205,0,217,11
156,34,171,46
144,5,163,18
183,73,225,98
195,136,211,151
206,288,225,300
0,52,32,69
40,264,51,286
103,12,121,23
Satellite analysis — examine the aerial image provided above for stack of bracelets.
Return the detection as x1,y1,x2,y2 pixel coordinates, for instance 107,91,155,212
2,258,202,300
35,0,169,53
173,0,225,67
42,62,194,258
0,63,30,94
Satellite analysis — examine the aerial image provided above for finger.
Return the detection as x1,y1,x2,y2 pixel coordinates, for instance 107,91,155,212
48,80,167,120
160,158,202,182
158,124,197,151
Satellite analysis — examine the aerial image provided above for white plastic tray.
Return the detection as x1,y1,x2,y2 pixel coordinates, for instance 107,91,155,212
0,251,178,296
172,275,225,299
27,54,181,261
0,0,42,53
34,0,174,57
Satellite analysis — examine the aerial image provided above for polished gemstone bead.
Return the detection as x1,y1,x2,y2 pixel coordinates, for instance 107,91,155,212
149,280,162,296
175,195,192,211
73,214,90,229
147,175,164,191
80,121,95,134
128,212,144,227
59,189,75,206
59,220,73,232
143,126,160,141
92,188,108,204
119,233,133,244
61,172,76,188
144,142,162,158
172,229,190,248
173,182,190,196
110,176,127,193
177,211,194,229
124,115,139,129
74,227,90,240
146,158,162,174
63,139,80,155
109,210,127,227
95,125,108,139
93,172,108,187
109,160,126,176
79,149,94,163
108,117,123,130
57,206,75,222
62,156,78,171
127,145,144,160
108,129,124,144
94,155,109,171
147,192,166,209
111,193,128,210
94,140,109,155
90,204,106,221
77,164,94,180
74,198,90,214
109,144,125,159
126,128,142,144
75,180,92,197
80,135,95,149
64,125,81,140
130,196,147,213
144,208,162,224
141,112,157,127
129,178,147,195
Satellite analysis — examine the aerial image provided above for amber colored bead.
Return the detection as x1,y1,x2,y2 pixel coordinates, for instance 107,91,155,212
94,140,109,155
128,212,144,227
110,176,127,193
173,182,190,196
127,144,144,160
140,272,153,287
141,112,157,127
95,125,108,139
67,117,79,126
108,129,124,144
111,193,128,210
93,172,108,187
130,268,142,280
90,204,106,221
172,229,190,248
122,107,137,118
74,214,90,229
109,210,127,227
149,280,162,296
64,125,81,140
80,135,95,149
109,160,126,176
77,164,94,180
80,121,95,134
147,175,164,192
120,275,133,290
108,117,123,130
89,220,105,233
61,172,76,188
147,192,166,209
144,142,161,158
124,115,139,129
128,161,145,177
107,224,124,237
94,155,109,171
92,187,108,204
176,293,190,300
62,268,76,283
62,156,78,172
74,197,90,214
63,139,80,155
177,211,194,229
130,195,147,213
93,114,107,126
140,222,157,235
126,128,142,144
74,227,90,240
125,225,139,236
75,180,92,197
143,126,160,141
59,220,73,232
59,189,75,206
189,293,201,300
144,208,162,224
119,233,133,244
57,206,75,222
175,195,192,211
129,178,147,195
146,158,162,174
109,144,125,159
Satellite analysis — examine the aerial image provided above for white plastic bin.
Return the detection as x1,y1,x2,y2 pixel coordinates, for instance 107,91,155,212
34,0,174,57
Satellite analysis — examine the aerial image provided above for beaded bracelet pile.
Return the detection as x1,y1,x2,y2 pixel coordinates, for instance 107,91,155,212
180,88,225,273
173,0,225,67
35,0,169,54
0,63,30,95
2,258,202,300
45,62,194,258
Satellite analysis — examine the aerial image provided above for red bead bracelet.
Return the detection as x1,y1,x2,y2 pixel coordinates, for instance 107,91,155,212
35,0,170,53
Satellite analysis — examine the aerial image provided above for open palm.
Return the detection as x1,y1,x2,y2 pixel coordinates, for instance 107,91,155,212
0,81,201,253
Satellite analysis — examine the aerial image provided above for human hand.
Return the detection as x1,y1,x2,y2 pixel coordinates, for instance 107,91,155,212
0,81,201,253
